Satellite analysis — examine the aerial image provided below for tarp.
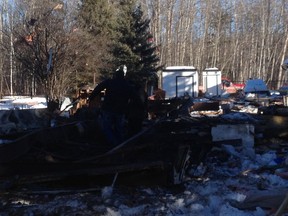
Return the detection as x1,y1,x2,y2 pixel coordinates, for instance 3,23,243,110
244,79,268,93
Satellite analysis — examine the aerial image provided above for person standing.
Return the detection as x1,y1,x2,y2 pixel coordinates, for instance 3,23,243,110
89,66,135,146
126,83,148,137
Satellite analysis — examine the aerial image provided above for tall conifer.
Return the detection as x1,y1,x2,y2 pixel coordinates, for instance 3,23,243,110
110,1,161,85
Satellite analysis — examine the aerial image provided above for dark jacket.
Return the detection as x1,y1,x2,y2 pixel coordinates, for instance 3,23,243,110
89,77,134,114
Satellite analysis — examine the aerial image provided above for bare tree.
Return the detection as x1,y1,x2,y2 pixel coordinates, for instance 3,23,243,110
0,1,4,98
143,0,288,88
0,0,15,96
0,0,102,107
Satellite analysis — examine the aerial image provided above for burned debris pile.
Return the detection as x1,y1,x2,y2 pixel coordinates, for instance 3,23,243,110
0,94,288,191
0,94,288,215
0,98,210,188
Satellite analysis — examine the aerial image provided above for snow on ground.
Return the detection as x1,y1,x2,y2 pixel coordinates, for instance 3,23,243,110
0,142,287,215
0,96,47,110
0,96,72,113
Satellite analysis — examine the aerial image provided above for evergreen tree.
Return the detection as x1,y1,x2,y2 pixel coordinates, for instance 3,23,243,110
108,1,161,86
76,0,116,85
78,0,115,37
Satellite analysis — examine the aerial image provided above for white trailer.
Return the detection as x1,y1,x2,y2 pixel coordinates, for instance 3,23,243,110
202,67,222,96
161,66,198,99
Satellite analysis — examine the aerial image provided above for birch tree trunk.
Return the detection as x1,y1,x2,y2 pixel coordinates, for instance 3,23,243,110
148,0,162,64
277,0,288,88
165,0,176,66
279,33,288,87
230,0,240,81
0,1,3,98
174,0,194,65
196,1,211,72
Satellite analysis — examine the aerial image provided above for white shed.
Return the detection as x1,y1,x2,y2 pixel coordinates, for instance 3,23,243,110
161,66,198,99
202,67,222,96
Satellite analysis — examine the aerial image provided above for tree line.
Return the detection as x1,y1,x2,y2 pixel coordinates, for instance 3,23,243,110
0,0,287,103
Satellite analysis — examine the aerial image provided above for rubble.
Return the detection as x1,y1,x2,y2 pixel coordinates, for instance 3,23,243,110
0,90,288,215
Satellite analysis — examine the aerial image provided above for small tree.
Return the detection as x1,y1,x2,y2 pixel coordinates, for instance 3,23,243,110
107,1,162,87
